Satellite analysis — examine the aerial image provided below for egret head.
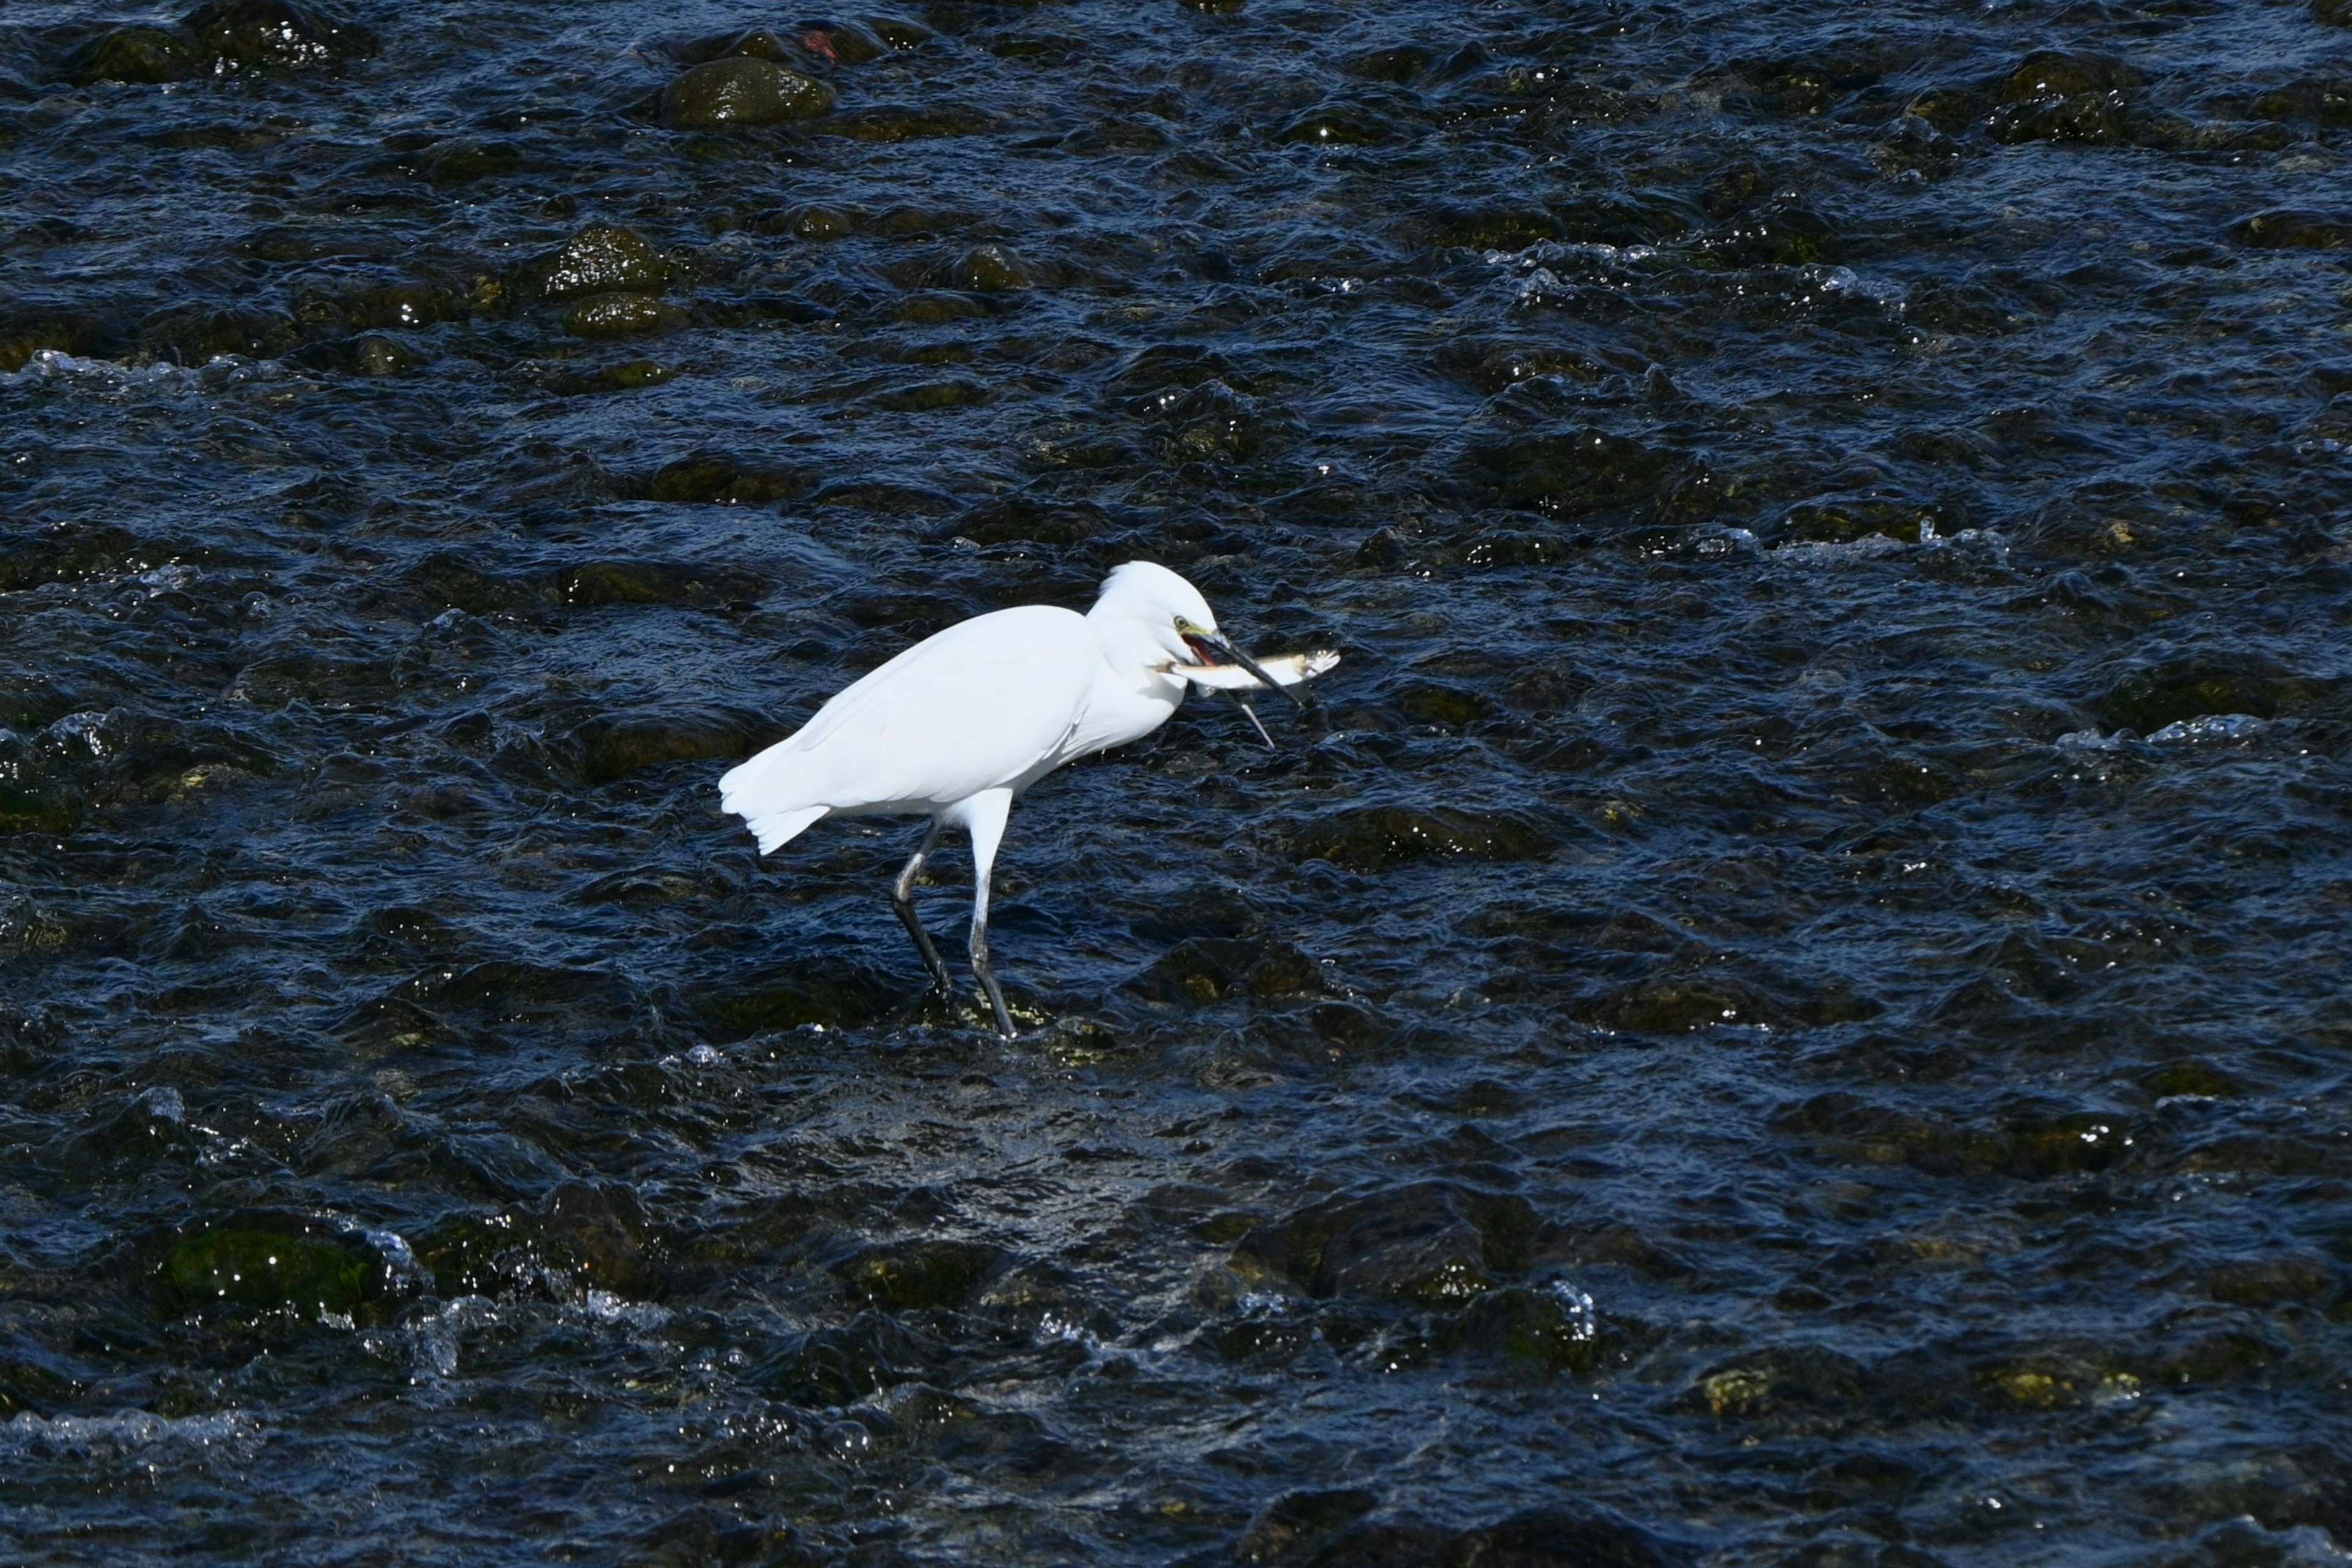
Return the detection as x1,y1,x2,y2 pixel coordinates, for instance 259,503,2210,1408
1091,560,1304,708
1093,560,1216,662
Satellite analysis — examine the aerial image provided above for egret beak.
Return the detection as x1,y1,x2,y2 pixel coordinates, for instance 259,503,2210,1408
1176,620,1310,709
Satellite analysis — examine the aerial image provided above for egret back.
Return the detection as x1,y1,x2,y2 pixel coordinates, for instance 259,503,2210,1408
720,606,1101,850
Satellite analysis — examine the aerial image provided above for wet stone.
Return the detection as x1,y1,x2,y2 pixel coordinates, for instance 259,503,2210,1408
535,225,670,301
1234,1488,1379,1565
660,57,834,130
1232,1183,1538,1303
563,293,687,337
2096,655,2295,734
157,1217,390,1324
2231,210,2352,250
179,0,378,74
66,26,201,86
950,242,1032,292
835,1239,1005,1310
1286,805,1551,872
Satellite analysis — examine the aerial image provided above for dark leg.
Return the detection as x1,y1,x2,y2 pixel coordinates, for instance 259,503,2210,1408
891,819,952,997
958,789,1017,1039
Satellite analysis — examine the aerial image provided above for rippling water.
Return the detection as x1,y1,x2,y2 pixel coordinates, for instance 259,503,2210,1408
4,0,2351,1562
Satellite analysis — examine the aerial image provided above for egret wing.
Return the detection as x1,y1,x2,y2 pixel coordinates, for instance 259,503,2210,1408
720,606,1097,840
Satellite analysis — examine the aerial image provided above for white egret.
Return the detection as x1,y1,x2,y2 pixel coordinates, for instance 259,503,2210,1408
718,562,1338,1037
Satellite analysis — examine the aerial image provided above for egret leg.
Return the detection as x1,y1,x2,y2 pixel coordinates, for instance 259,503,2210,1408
955,788,1017,1040
891,818,952,998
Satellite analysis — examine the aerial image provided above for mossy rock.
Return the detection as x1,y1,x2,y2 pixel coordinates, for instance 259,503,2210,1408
949,243,1031,292
555,560,765,608
66,25,200,85
572,714,752,783
181,0,378,73
1232,1183,1537,1303
537,225,669,300
633,452,809,504
564,293,687,337
835,1240,1005,1310
2232,210,2352,250
159,1226,378,1321
660,57,834,129
705,970,905,1035
1287,805,1550,872
2096,655,2296,734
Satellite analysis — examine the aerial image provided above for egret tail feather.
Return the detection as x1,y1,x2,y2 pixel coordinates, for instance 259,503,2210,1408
742,804,827,854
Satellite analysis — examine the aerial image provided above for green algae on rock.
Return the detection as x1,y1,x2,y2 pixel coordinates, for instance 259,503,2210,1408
660,56,834,129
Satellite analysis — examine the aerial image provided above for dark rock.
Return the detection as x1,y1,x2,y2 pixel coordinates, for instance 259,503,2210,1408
2141,1058,2248,1098
757,1311,930,1404
537,225,670,300
835,1239,1005,1310
1233,1182,1539,1303
631,452,810,504
2249,81,2352,128
1287,805,1551,872
535,1180,663,1295
2231,209,2352,250
889,290,990,323
564,293,687,337
2318,0,2352,25
1577,974,1796,1033
2201,1252,2339,1308
0,306,123,373
870,379,987,412
1996,51,2136,107
1349,46,1434,83
801,21,887,66
660,56,834,129
950,242,1032,292
705,968,906,1035
1458,428,1706,521
180,0,378,73
1446,1283,1627,1376
2096,655,2297,734
1689,1344,1867,1419
158,1214,395,1323
137,304,299,365
425,138,522,186
571,712,758,784
555,560,766,608
1134,936,1327,1005
831,103,995,141
66,25,201,85
349,333,418,376
1237,1488,1379,1565
1303,1507,1686,1568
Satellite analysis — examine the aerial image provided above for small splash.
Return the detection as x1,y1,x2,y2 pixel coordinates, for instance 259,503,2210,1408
2150,713,2267,744
0,1409,262,1458
582,1289,671,1329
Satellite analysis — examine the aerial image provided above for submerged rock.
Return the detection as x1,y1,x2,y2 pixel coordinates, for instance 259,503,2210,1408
563,293,687,337
66,25,200,85
1287,804,1551,872
660,56,834,129
158,1216,393,1322
183,0,377,72
949,242,1032,292
535,225,669,301
2231,209,2352,249
835,1239,1006,1310
72,0,377,82
1233,1183,1539,1303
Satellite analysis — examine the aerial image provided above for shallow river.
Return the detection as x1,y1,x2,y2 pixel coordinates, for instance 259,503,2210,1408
4,0,2351,1563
